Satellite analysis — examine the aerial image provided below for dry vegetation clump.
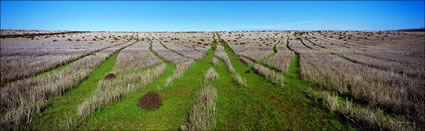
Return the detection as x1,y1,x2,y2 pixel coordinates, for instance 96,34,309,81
0,32,134,86
214,45,235,73
0,30,66,36
264,39,294,73
0,55,76,86
78,63,166,116
218,32,283,62
181,87,217,131
115,42,162,74
139,91,161,110
265,51,293,74
232,73,247,87
164,60,195,86
252,64,284,87
162,42,204,60
239,49,273,62
151,41,190,64
203,67,219,85
239,56,254,66
146,32,212,55
0,42,133,128
299,51,425,122
212,57,219,66
307,33,424,79
284,32,425,129
339,52,425,78
306,89,417,130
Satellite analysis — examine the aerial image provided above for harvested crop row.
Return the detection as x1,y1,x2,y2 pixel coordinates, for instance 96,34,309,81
182,43,210,54
336,51,425,79
164,60,195,86
151,41,191,64
78,63,166,116
309,31,425,65
264,52,293,74
115,42,163,74
306,88,416,130
0,40,135,128
162,41,205,60
252,64,284,87
212,57,219,66
288,35,425,124
239,56,254,66
214,45,235,73
215,36,248,87
298,37,425,79
219,32,284,62
181,87,217,131
0,39,130,86
299,51,424,123
264,38,293,74
232,73,247,87
203,67,219,85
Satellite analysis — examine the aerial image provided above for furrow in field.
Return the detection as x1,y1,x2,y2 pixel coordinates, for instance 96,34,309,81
307,36,425,80
159,41,190,59
181,66,219,130
0,35,135,87
218,34,284,87
162,41,205,60
258,35,284,64
151,40,191,64
214,33,353,130
287,35,420,130
264,37,294,74
77,41,166,117
28,41,139,129
0,39,137,129
77,38,216,130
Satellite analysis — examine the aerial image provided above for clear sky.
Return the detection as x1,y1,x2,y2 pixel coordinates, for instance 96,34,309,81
1,1,424,31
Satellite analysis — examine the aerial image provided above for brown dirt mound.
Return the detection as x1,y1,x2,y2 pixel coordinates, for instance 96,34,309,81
104,73,116,80
139,91,162,110
245,70,251,73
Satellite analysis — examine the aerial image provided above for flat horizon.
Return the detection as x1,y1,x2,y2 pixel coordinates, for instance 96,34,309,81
1,1,424,31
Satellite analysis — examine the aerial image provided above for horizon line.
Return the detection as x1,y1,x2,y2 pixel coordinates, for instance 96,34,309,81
2,27,424,33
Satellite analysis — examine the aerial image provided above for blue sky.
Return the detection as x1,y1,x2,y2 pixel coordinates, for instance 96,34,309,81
1,1,424,31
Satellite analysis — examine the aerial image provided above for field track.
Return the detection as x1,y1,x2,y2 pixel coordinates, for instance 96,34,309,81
29,40,138,129
1,36,134,87
1,30,423,130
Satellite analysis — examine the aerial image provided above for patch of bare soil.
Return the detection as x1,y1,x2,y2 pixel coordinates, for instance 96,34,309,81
104,73,116,80
139,91,162,110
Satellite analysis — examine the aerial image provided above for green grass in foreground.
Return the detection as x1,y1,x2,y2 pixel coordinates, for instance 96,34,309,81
217,35,355,130
28,48,122,129
28,41,137,129
78,62,177,130
78,42,216,130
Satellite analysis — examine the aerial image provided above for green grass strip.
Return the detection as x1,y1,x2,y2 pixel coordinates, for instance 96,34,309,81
77,62,177,130
77,41,217,130
28,41,137,130
32,39,134,78
216,33,355,130
258,36,283,64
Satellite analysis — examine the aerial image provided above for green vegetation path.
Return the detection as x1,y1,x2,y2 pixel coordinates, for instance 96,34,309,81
28,41,137,129
258,35,283,64
215,34,355,130
77,40,216,130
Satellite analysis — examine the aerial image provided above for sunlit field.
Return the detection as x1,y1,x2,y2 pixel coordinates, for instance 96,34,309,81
1,30,424,130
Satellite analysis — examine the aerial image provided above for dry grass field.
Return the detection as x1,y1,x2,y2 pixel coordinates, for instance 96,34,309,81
0,30,423,130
